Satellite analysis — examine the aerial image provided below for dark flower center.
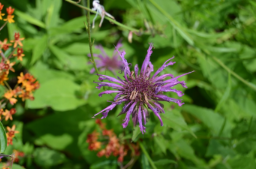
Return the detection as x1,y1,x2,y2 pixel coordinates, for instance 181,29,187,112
122,75,156,103
105,57,120,69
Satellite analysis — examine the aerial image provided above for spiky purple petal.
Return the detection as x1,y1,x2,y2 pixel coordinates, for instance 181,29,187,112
99,90,120,97
141,43,153,76
93,43,193,134
138,105,146,134
152,57,175,79
147,104,163,126
122,102,136,128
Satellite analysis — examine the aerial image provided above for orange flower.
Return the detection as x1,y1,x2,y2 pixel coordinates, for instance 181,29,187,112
0,72,8,85
89,141,101,150
13,48,25,61
86,131,99,143
0,3,5,20
4,7,15,23
7,137,13,146
4,14,14,23
18,91,34,101
18,73,39,92
13,150,25,163
0,3,4,11
6,125,19,138
10,108,16,115
10,33,24,48
17,72,25,84
96,119,105,129
5,60,15,72
0,39,11,51
6,7,14,15
3,109,13,121
0,109,4,120
4,90,17,105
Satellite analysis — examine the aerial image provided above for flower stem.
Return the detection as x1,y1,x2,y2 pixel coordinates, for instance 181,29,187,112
65,0,141,33
0,49,6,61
212,56,256,91
139,142,157,169
0,21,7,31
85,0,100,75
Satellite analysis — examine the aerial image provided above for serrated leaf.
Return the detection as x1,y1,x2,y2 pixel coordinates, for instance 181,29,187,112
162,110,196,138
182,105,232,135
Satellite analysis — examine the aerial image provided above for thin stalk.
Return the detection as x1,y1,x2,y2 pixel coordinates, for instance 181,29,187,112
139,142,157,169
85,0,100,75
0,49,6,61
212,56,256,91
81,0,87,16
0,21,7,31
4,81,12,91
65,0,140,33
7,47,17,59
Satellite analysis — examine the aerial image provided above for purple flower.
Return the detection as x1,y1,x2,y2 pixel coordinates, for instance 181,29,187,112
88,42,124,74
93,43,194,134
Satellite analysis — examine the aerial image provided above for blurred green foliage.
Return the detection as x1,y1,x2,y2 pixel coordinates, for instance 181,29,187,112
0,0,256,168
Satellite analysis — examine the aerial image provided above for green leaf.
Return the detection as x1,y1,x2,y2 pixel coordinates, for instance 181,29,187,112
182,105,232,135
90,161,118,169
49,45,88,70
169,140,205,166
26,78,86,111
15,10,46,28
0,121,7,153
162,110,196,138
31,35,48,65
26,107,94,156
141,153,151,169
132,126,141,142
154,159,176,166
228,153,256,169
139,143,157,169
215,73,232,112
33,147,66,167
149,0,194,45
0,163,24,169
29,61,75,84
153,135,167,154
63,43,90,55
45,0,62,28
49,16,86,36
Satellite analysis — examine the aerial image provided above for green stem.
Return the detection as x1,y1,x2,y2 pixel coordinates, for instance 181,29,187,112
212,56,256,91
81,0,87,16
85,0,100,75
65,0,140,33
139,142,157,169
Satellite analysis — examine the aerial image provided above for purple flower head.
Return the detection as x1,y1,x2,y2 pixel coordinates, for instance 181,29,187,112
93,43,194,134
88,42,124,74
